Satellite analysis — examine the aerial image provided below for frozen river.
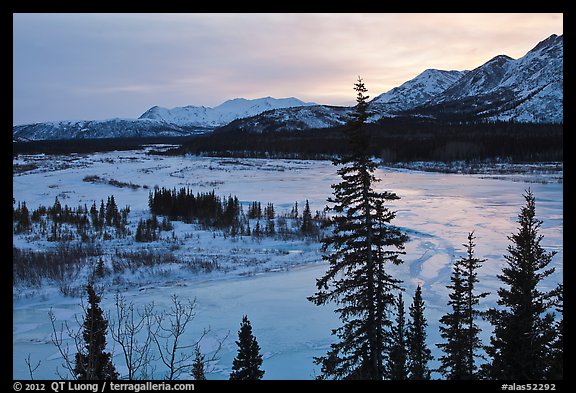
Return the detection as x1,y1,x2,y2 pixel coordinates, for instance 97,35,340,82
13,151,563,379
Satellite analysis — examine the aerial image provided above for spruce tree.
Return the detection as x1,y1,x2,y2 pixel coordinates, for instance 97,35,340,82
191,344,206,380
406,285,432,380
301,199,313,235
74,283,118,380
482,190,558,380
308,77,408,380
229,315,265,380
386,292,408,380
15,201,31,233
438,232,489,380
94,258,106,279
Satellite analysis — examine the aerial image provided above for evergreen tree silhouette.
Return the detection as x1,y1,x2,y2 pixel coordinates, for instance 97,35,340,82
482,190,558,380
74,283,118,380
229,315,265,380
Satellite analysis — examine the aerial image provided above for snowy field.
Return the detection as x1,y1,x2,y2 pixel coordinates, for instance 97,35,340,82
12,147,563,380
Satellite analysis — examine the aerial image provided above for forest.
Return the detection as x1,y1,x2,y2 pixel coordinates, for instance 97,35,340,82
172,118,563,163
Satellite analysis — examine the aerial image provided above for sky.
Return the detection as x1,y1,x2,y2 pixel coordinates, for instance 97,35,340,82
13,13,563,125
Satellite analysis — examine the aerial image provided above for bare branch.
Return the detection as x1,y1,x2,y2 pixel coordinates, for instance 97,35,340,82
25,353,41,380
48,308,81,379
109,293,157,380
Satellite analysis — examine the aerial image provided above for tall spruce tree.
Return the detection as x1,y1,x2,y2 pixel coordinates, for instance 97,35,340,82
74,283,118,380
438,232,489,380
482,190,558,380
308,77,408,380
386,292,408,380
406,285,432,380
229,315,265,380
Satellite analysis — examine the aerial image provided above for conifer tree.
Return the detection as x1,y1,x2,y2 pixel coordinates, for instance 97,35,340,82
301,199,314,235
90,202,100,230
482,190,558,380
229,315,265,380
15,201,31,233
191,344,206,380
386,292,408,380
438,232,489,380
94,258,106,279
292,201,299,219
253,221,261,238
74,283,118,380
406,285,432,380
98,201,105,228
308,77,408,380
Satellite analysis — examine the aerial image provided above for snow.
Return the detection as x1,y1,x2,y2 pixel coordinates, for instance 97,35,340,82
138,97,316,128
371,69,468,112
13,149,563,379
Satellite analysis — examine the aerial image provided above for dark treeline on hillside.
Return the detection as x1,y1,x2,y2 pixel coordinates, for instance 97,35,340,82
172,119,562,163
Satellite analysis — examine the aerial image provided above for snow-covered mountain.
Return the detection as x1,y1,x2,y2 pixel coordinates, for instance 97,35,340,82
12,118,204,142
221,34,562,133
212,70,470,133
13,97,315,141
368,69,468,118
406,34,563,122
138,97,315,128
217,105,352,134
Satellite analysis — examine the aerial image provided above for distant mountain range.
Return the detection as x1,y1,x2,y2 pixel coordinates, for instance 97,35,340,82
13,97,315,141
138,97,316,128
13,34,562,141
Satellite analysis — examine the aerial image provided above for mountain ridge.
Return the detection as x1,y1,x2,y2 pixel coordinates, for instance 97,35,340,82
138,96,316,128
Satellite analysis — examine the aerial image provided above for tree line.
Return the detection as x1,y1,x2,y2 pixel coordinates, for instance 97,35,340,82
148,187,325,239
14,189,325,247
13,196,130,242
171,118,562,163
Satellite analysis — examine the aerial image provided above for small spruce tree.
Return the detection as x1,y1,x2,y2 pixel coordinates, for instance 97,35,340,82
229,315,265,380
301,199,314,235
438,232,489,380
191,344,206,380
386,292,408,380
406,285,432,380
74,283,118,380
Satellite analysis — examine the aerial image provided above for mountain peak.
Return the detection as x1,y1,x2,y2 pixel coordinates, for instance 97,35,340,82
138,96,315,128
530,33,562,53
486,54,514,64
